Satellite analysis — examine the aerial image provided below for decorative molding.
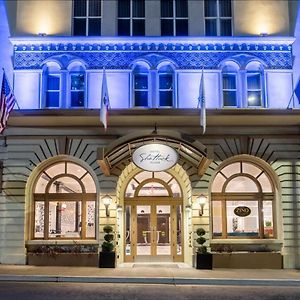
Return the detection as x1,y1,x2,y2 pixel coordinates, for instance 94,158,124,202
14,51,292,70
11,37,293,70
13,42,292,52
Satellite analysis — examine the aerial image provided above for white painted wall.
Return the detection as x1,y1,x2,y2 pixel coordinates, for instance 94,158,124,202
266,71,293,108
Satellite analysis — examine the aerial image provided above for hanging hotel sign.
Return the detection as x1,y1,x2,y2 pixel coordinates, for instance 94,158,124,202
132,144,178,172
234,206,251,217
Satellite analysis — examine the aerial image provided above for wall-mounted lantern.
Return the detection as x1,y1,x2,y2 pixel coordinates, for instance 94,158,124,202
102,195,112,217
196,194,207,216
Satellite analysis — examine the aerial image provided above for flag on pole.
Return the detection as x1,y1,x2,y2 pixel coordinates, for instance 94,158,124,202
198,69,206,134
100,68,110,131
0,70,16,134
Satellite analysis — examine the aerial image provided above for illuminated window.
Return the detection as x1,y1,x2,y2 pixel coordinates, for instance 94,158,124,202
118,0,145,36
222,62,238,107
125,171,181,198
159,65,174,107
33,161,97,240
211,161,275,239
133,63,149,107
220,60,265,108
131,61,176,108
204,0,232,36
246,62,264,107
68,62,86,108
73,0,102,36
161,0,188,36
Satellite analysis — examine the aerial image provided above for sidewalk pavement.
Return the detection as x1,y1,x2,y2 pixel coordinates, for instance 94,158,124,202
0,264,299,286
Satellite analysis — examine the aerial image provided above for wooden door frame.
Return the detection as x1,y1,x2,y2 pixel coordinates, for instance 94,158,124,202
124,197,183,262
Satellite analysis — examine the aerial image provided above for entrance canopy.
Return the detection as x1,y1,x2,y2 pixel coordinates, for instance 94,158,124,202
97,130,213,176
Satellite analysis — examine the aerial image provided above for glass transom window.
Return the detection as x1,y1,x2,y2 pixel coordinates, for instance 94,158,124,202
211,161,275,239
33,161,96,240
125,171,181,198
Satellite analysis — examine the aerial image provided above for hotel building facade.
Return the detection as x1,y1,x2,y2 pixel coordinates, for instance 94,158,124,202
0,0,299,269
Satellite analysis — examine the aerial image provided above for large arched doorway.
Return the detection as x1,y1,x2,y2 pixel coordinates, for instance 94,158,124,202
123,170,184,262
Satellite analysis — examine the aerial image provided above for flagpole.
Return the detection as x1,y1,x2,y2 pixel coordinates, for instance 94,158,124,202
2,68,20,109
198,67,206,134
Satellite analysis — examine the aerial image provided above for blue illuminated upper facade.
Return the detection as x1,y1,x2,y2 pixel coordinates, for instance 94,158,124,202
1,0,299,111
11,36,295,110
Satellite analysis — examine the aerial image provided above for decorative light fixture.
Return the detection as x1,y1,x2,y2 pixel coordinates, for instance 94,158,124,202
102,195,112,217
259,32,268,37
197,194,207,216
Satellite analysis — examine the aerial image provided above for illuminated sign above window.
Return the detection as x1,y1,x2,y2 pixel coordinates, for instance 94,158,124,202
132,144,178,172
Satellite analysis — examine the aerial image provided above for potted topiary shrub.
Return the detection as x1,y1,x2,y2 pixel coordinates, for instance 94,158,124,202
99,225,116,268
195,227,213,269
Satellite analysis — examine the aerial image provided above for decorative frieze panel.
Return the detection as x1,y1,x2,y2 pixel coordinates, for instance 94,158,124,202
14,50,292,70
13,40,293,70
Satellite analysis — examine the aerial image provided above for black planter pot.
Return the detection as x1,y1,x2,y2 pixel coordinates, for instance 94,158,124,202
196,253,213,270
99,251,116,268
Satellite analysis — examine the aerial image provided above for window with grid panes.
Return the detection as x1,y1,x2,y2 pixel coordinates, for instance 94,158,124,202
33,161,97,240
161,0,188,36
159,65,174,107
133,64,149,107
204,0,232,36
222,63,238,107
73,0,102,36
118,0,145,36
211,161,275,239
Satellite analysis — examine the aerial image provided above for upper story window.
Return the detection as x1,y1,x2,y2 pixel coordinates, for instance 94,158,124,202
246,62,263,107
222,62,238,107
133,63,149,107
33,161,97,240
204,0,232,36
211,160,275,239
73,0,102,36
118,0,145,36
132,60,176,108
161,0,188,36
221,60,265,108
44,63,61,108
42,61,86,109
159,65,174,107
69,62,86,108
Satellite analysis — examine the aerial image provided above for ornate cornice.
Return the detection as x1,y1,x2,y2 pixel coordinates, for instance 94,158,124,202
10,36,294,52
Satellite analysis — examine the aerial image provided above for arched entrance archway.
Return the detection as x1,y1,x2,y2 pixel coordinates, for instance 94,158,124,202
116,163,193,264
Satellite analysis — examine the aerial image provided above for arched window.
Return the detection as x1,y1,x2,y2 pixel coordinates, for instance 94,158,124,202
43,62,61,108
32,161,97,240
158,64,174,107
211,161,275,239
133,63,149,107
125,171,182,197
222,62,238,107
68,62,86,108
246,61,264,107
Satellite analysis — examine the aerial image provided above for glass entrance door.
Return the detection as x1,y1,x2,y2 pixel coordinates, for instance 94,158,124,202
124,201,183,262
135,204,171,261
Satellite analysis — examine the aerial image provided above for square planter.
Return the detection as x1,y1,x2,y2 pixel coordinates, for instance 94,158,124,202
196,253,213,270
213,252,282,269
99,251,116,268
27,253,99,266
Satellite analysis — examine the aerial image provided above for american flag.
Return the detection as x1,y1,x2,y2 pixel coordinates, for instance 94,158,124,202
198,69,206,134
100,68,110,131
0,71,16,134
